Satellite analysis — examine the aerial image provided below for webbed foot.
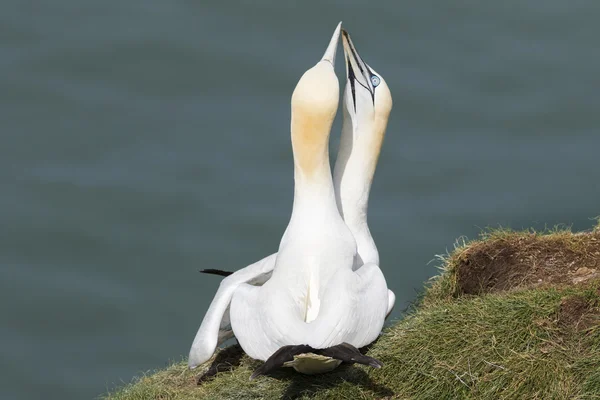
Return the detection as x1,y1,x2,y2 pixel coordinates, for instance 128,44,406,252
319,342,383,369
250,342,382,380
250,344,314,380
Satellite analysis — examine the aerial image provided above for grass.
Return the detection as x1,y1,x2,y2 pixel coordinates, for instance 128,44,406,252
104,226,600,400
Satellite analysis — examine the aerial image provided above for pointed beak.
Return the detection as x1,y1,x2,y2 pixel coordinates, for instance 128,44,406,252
341,29,373,94
321,22,342,65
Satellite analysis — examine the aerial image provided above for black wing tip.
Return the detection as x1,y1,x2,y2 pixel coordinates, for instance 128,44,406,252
200,269,234,277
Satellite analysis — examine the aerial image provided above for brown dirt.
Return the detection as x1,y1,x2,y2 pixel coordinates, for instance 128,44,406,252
453,230,600,296
557,295,599,332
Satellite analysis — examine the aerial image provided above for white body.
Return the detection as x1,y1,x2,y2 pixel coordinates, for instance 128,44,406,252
188,24,394,368
188,254,275,366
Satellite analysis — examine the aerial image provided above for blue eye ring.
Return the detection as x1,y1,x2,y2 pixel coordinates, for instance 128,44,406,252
370,75,380,87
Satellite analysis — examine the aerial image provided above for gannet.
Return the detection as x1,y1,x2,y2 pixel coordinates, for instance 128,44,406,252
334,29,395,315
188,25,394,373
227,21,389,377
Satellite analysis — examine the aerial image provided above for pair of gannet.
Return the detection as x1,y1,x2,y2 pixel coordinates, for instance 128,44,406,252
189,22,394,378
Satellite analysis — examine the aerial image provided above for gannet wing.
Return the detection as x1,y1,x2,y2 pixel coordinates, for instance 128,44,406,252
308,263,389,350
212,262,275,344
230,283,272,361
230,264,388,362
231,279,315,361
386,289,396,318
188,253,277,368
353,258,395,319
351,263,390,347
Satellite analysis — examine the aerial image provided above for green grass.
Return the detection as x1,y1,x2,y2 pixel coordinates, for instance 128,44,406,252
104,228,600,400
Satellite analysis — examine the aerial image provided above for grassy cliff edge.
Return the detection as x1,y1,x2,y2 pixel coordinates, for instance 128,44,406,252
105,226,600,399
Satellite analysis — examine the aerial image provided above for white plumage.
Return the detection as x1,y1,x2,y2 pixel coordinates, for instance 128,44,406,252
188,23,394,371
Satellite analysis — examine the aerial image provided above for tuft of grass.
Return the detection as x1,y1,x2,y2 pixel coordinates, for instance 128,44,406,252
104,228,600,400
425,226,600,302
370,284,600,399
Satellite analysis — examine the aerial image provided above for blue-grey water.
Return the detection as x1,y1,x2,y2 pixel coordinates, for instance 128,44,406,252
2,1,599,399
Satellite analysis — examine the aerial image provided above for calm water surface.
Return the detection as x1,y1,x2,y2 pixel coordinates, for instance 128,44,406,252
1,1,599,399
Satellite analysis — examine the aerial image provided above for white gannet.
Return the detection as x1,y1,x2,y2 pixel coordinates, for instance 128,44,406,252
334,29,395,316
188,25,395,371
227,23,389,378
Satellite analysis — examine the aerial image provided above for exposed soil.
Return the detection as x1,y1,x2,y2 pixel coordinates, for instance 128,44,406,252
557,295,599,332
454,230,600,296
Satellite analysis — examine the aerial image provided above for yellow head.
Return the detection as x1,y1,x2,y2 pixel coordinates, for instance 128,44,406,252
290,23,342,179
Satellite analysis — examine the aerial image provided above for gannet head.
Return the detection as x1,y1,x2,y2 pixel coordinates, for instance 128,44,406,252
290,22,342,179
341,29,392,154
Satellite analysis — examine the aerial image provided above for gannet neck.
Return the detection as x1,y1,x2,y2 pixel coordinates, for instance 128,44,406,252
290,100,338,217
289,54,340,217
333,108,388,266
290,98,336,185
334,28,393,266
333,103,389,227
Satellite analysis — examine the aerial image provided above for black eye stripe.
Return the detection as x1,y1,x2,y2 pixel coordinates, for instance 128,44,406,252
347,55,376,106
350,47,365,75
343,31,378,106
347,57,357,112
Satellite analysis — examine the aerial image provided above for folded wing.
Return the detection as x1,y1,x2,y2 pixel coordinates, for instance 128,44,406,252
188,253,277,368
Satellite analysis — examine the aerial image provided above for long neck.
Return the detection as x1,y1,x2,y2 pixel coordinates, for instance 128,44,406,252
333,109,386,229
290,110,338,218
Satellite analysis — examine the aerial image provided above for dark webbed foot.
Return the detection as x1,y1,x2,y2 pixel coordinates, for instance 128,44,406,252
250,344,314,380
200,269,234,277
319,342,383,369
250,342,383,380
